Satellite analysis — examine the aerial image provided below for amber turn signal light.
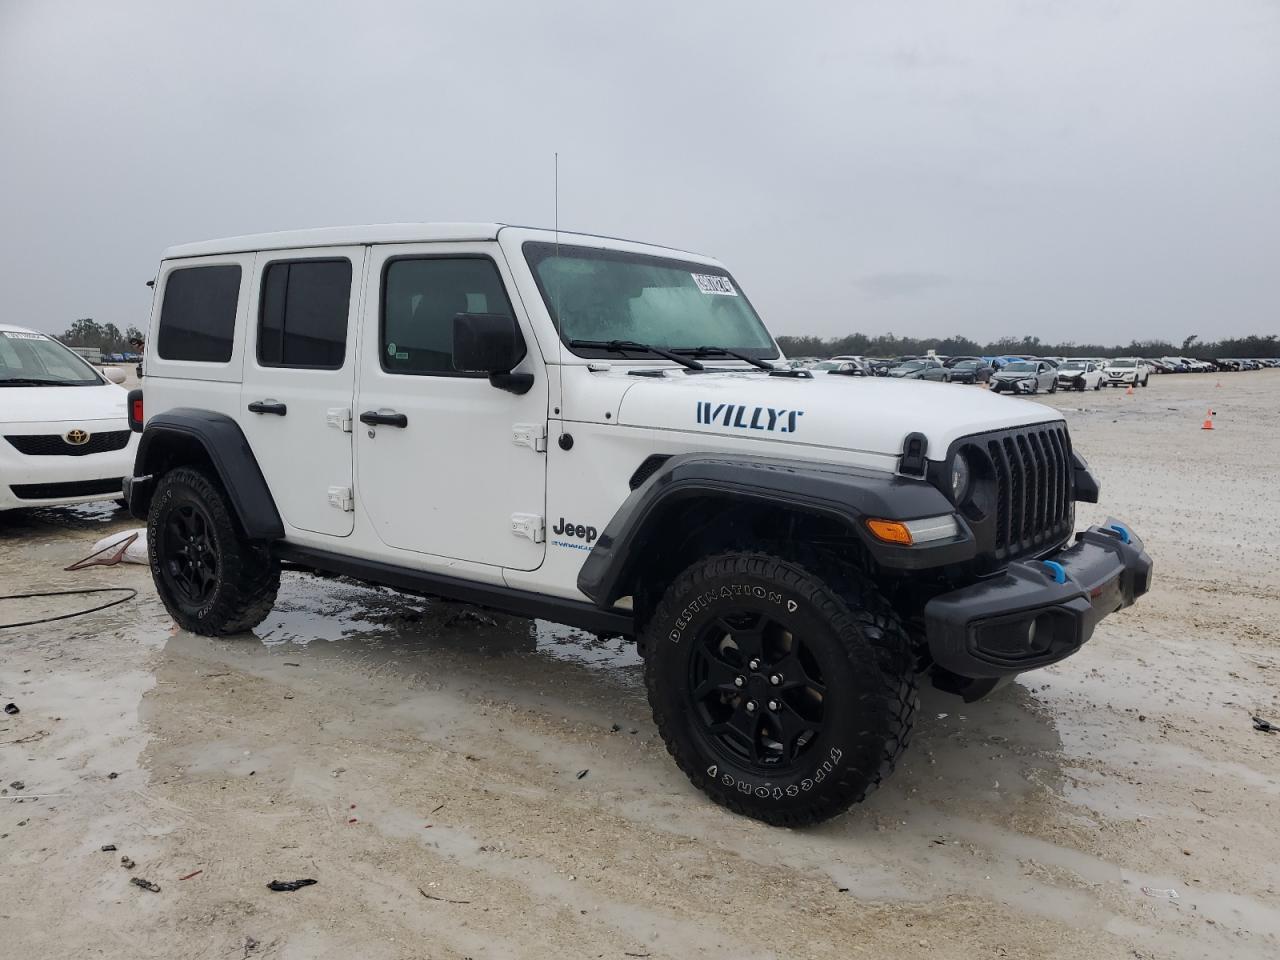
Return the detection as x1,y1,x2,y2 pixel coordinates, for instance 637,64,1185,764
866,519,913,545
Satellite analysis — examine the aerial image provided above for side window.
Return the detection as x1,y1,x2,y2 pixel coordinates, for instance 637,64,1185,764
381,257,515,375
156,265,241,362
258,259,352,369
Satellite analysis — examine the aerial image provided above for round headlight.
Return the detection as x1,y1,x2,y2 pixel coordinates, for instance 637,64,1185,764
951,452,971,503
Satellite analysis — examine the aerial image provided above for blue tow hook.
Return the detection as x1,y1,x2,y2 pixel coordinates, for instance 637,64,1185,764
1107,523,1132,544
1041,560,1067,584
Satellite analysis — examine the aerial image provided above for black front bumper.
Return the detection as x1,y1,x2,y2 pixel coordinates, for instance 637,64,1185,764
924,519,1152,678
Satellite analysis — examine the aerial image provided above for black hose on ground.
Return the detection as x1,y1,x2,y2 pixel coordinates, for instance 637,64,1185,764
0,587,138,629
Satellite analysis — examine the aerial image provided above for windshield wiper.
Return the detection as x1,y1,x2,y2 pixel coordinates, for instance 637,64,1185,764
0,377,76,386
567,339,703,371
673,345,774,371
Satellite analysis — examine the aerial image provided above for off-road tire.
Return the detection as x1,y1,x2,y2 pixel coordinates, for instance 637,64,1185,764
148,466,279,635
642,552,917,826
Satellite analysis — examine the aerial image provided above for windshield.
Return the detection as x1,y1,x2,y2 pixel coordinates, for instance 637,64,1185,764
896,361,927,371
1003,361,1036,373
0,330,103,385
1060,361,1086,371
1109,359,1135,368
954,359,980,369
812,360,842,370
524,242,777,359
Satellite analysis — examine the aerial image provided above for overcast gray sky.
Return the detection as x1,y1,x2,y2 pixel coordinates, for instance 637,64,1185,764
2,0,1276,344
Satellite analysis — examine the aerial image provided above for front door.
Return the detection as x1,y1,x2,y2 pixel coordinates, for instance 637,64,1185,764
355,244,548,571
240,247,365,537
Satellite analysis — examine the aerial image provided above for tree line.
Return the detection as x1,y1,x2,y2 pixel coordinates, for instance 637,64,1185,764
774,332,1279,361
56,318,145,353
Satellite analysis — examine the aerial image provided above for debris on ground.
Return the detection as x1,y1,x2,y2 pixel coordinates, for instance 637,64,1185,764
243,936,260,958
1141,886,1179,899
178,869,203,880
576,769,589,780
130,877,161,893
65,529,147,570
107,772,118,779
121,856,135,870
101,844,117,852
418,887,471,904
1252,715,1277,733
267,878,317,892
3,703,18,715
9,780,24,791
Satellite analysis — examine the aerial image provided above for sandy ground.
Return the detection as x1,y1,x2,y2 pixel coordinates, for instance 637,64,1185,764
2,371,1278,960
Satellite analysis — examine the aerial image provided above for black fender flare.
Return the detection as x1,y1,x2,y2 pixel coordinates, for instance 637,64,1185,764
576,453,973,608
129,408,284,540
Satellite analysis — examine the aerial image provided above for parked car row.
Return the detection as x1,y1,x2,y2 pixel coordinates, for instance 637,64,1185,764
793,353,1279,391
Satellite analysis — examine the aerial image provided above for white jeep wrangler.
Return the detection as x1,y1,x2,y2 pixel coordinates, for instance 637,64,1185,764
124,223,1152,825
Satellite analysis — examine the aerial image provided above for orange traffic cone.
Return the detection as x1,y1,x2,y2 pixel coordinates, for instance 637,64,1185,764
1201,409,1214,430
1126,384,1134,396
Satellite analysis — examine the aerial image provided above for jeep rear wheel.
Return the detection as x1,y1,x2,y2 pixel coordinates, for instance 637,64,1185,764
642,552,916,826
148,466,280,635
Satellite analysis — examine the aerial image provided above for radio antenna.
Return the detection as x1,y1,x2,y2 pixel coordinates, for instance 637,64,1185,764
554,151,559,256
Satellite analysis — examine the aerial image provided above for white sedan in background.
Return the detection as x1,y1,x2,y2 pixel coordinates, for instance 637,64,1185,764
1056,359,1104,390
0,324,137,511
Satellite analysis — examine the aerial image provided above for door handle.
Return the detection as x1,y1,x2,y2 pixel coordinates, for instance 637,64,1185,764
359,410,408,428
247,400,287,416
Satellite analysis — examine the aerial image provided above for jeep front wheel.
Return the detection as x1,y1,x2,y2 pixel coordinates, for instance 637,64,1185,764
642,552,916,826
148,466,280,635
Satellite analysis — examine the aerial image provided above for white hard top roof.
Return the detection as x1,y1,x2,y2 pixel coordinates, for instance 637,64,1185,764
0,323,47,334
164,223,504,259
161,223,713,262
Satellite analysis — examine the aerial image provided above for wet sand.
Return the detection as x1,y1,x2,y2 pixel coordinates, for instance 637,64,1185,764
2,371,1278,959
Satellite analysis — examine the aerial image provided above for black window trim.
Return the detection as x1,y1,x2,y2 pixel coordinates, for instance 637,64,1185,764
520,239,780,362
378,252,523,379
255,256,354,372
155,262,243,364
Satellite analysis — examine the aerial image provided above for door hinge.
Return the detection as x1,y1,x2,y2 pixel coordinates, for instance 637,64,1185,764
512,422,547,453
327,486,354,512
326,407,353,432
510,513,545,543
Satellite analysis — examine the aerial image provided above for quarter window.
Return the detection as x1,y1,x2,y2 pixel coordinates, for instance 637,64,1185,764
381,257,515,375
156,265,241,363
258,259,352,369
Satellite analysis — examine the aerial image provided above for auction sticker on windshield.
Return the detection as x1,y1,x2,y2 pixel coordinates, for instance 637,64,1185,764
1,331,48,340
691,273,737,296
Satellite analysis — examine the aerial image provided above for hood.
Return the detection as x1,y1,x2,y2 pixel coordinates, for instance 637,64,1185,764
992,369,1037,380
0,382,128,424
611,368,1059,459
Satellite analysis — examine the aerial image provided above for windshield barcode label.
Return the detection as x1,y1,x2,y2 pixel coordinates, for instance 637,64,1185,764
0,331,48,340
691,273,737,296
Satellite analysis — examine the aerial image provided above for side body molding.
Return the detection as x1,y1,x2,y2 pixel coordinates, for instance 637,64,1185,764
130,408,285,540
577,453,969,608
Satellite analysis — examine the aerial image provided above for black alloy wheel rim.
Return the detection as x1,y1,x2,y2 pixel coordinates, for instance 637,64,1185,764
688,611,827,773
162,502,219,604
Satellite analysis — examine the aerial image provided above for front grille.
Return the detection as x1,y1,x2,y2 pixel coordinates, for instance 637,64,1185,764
6,431,131,456
9,478,123,500
979,423,1073,558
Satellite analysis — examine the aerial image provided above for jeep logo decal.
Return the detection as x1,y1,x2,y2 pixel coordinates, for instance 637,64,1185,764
552,518,596,544
695,402,804,434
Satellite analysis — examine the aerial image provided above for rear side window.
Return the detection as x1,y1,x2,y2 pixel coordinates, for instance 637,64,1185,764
157,265,241,363
381,257,514,375
258,259,352,369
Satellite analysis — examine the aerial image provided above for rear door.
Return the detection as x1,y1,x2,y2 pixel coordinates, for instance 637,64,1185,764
240,247,366,537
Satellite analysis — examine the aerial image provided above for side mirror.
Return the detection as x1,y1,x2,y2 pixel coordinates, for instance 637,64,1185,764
102,366,126,384
452,313,531,395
